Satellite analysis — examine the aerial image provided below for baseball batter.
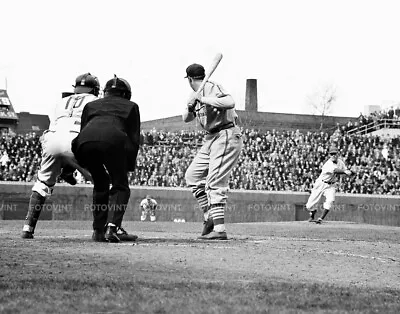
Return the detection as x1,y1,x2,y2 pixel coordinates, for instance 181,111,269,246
21,73,100,239
305,145,352,224
140,195,158,222
183,63,243,240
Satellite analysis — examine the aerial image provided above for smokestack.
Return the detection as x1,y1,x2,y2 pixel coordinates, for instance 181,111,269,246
245,79,258,111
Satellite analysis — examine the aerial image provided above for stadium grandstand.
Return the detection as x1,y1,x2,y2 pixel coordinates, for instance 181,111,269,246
1,81,400,195
0,89,49,135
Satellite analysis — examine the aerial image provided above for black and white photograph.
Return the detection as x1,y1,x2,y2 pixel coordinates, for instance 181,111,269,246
0,0,399,313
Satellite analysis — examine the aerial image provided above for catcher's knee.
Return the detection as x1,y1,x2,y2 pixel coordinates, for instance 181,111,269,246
32,181,53,198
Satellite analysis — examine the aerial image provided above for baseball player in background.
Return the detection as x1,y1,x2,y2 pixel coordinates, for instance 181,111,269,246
305,145,353,224
21,73,99,239
183,63,243,240
140,195,158,222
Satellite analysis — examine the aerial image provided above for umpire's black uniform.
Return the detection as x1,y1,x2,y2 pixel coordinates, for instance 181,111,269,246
72,76,140,242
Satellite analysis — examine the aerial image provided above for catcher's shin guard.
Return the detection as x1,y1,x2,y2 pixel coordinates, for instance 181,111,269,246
23,191,46,234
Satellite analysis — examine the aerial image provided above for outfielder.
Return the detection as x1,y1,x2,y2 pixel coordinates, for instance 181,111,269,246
305,145,352,224
140,195,158,222
21,73,99,239
183,63,243,240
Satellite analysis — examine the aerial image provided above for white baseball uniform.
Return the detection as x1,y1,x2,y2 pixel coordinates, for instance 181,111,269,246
306,158,347,211
140,198,158,222
33,93,98,197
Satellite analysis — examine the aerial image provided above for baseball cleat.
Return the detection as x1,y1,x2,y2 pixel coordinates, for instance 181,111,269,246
201,217,214,236
198,231,228,240
315,218,323,224
105,226,120,243
117,227,138,241
92,229,106,242
21,231,34,239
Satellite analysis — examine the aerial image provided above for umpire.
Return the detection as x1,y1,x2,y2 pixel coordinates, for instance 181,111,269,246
72,75,140,243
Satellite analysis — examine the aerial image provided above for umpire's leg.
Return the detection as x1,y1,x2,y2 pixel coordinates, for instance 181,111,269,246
101,143,130,228
75,142,110,232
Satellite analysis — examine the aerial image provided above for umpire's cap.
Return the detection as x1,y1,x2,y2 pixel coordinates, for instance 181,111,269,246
104,74,132,100
185,63,205,79
73,73,100,95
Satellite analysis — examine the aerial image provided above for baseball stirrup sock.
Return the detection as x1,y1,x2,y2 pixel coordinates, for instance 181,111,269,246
24,191,46,232
320,209,330,220
210,203,225,228
192,188,209,212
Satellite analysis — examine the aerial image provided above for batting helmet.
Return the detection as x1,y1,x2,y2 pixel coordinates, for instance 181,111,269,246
104,74,132,100
73,73,100,96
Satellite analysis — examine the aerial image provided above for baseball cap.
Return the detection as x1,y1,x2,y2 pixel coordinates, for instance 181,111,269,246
329,146,338,154
73,73,100,94
185,63,205,78
104,75,131,93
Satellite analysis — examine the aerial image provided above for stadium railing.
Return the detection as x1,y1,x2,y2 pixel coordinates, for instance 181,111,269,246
347,119,400,135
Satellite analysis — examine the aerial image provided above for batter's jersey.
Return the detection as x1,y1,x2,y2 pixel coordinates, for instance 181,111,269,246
191,81,238,133
317,158,347,184
140,198,158,210
48,93,98,133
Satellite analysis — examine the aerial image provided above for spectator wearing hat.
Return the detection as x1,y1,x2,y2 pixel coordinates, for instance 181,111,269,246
304,145,353,224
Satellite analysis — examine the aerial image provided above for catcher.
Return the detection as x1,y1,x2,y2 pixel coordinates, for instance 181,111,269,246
21,73,98,239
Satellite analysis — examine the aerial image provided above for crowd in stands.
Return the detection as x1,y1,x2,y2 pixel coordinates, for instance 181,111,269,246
0,132,41,182
1,127,400,195
341,105,400,134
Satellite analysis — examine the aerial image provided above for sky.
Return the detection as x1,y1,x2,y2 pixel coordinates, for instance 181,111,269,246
1,0,400,122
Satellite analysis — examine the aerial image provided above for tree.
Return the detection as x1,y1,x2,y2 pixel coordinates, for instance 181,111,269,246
307,83,337,130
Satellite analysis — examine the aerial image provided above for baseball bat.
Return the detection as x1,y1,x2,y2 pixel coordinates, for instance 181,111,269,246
195,53,223,95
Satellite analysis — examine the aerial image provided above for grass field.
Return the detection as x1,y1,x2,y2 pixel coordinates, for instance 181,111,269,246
0,220,399,313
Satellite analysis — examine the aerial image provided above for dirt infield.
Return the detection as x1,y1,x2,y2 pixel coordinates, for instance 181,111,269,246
1,220,399,313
